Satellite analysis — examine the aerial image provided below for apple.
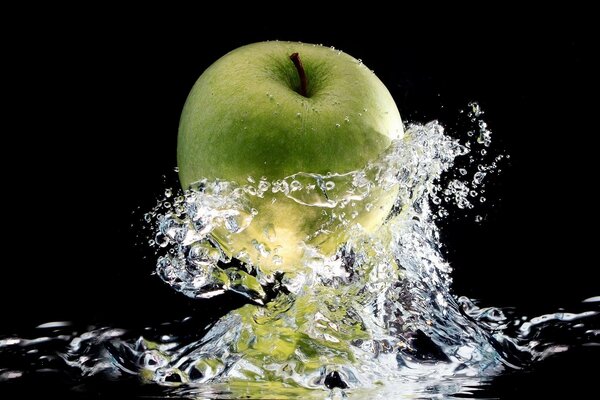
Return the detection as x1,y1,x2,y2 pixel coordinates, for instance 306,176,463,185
177,41,403,273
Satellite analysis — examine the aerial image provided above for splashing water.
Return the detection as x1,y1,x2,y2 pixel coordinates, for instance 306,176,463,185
1,105,598,399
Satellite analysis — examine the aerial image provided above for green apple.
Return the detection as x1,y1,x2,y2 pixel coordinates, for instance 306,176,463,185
177,41,403,273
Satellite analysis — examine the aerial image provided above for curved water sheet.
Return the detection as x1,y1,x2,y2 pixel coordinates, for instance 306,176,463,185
1,106,598,399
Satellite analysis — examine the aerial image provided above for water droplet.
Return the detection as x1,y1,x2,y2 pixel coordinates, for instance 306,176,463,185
0,370,23,381
475,215,483,222
244,185,257,196
335,123,341,128
459,168,467,176
480,197,486,203
473,171,486,185
155,233,169,248
468,101,483,117
165,189,172,198
290,180,302,191
325,181,335,190
257,180,270,195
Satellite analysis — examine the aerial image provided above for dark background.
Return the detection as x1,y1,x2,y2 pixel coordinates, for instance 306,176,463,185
3,14,598,398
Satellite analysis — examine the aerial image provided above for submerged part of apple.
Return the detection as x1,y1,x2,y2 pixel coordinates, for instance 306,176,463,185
177,41,403,273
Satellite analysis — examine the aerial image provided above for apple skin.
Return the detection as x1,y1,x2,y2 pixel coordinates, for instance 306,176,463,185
178,41,403,273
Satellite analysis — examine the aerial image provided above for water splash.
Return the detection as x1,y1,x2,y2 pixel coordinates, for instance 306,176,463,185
1,104,598,399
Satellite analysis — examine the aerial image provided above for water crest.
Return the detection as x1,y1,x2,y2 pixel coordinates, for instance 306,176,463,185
1,104,598,399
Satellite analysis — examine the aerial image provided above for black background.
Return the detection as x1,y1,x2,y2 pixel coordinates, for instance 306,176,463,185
2,13,598,398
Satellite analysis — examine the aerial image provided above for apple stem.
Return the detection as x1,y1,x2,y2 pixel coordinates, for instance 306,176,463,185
289,52,308,97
